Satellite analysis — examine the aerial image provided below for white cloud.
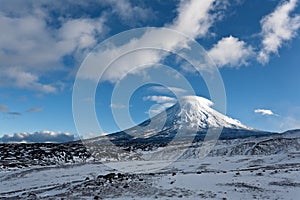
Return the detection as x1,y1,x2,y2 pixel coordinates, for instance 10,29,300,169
180,62,198,74
208,36,254,67
258,0,300,64
0,0,229,95
0,130,75,143
110,103,127,109
148,86,188,95
143,95,177,104
58,18,105,50
2,0,299,92
104,0,151,25
254,109,278,116
0,67,57,93
0,13,61,69
78,0,227,83
0,0,151,27
0,11,106,92
170,0,226,38
147,103,175,117
143,95,177,116
78,29,184,82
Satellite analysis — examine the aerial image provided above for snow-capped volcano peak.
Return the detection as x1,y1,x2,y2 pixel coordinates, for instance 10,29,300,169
123,95,252,139
172,96,251,131
179,96,214,107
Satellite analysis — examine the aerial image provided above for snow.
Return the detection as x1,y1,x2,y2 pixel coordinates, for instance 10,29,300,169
176,96,252,130
1,152,299,199
1,130,299,199
0,162,110,196
179,96,214,107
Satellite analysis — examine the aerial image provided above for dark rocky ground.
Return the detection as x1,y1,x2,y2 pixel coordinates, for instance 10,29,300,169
0,143,91,169
0,131,299,199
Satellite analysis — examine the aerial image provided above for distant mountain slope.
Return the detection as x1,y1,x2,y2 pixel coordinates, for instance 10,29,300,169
1,129,299,169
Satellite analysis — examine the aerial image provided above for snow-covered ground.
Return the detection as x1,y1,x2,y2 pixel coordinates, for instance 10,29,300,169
1,142,299,199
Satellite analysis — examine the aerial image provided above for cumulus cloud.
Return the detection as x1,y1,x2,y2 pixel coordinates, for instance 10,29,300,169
110,103,127,109
143,95,177,104
78,0,227,83
0,0,151,74
258,0,300,64
0,67,57,93
0,14,59,69
170,0,222,38
208,36,254,67
3,0,298,93
58,18,105,50
148,86,188,96
254,109,278,116
143,95,177,116
0,131,75,143
103,0,152,25
0,7,106,93
147,104,173,116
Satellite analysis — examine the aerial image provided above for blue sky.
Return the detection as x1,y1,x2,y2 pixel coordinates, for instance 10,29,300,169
0,0,300,142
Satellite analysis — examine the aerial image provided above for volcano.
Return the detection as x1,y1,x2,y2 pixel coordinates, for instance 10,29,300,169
87,96,274,145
